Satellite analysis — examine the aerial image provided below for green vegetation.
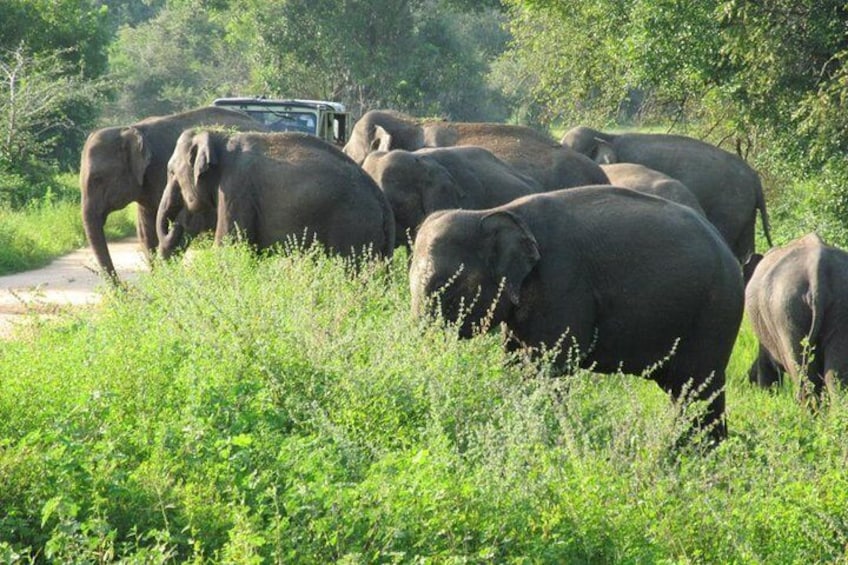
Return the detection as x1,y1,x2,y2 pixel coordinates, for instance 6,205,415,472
0,244,846,562
4,1,848,254
0,174,135,275
1,4,848,559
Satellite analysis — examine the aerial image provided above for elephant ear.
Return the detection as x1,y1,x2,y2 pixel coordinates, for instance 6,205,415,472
191,131,217,185
480,210,540,306
421,157,465,213
593,139,617,164
370,125,393,152
121,127,152,186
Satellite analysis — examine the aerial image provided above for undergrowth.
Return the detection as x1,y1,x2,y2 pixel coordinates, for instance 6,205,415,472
0,174,135,275
0,243,846,562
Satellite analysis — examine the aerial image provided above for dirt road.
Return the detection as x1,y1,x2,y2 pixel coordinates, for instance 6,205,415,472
0,238,149,339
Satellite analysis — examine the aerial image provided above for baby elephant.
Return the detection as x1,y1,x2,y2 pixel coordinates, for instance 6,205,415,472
745,233,848,399
157,130,395,260
600,163,706,217
410,186,744,443
362,146,541,247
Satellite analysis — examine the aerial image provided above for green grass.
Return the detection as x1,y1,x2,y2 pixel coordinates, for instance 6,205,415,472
0,182,136,276
1,243,846,563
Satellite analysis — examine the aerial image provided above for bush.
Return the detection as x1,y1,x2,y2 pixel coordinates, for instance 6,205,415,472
1,243,846,561
0,194,135,275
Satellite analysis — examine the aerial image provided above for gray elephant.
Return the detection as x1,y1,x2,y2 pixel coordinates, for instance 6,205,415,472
344,110,609,190
80,106,266,281
600,163,706,217
745,233,848,400
362,146,542,247
156,130,395,260
561,126,772,262
409,186,744,443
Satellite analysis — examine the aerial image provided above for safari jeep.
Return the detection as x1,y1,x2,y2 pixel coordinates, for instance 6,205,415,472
212,97,350,146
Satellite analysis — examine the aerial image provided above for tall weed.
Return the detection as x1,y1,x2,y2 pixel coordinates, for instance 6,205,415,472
0,196,135,275
0,243,846,562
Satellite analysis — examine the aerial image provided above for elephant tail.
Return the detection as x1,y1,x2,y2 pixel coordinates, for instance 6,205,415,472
756,180,774,248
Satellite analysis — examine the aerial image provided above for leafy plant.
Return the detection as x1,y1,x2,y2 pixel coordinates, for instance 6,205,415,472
0,242,846,561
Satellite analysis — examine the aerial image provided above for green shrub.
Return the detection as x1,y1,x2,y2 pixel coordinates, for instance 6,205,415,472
1,243,846,562
0,197,135,275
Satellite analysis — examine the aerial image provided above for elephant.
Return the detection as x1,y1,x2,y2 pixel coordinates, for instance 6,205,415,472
80,106,266,282
561,126,773,262
409,186,744,443
600,163,706,217
344,110,609,191
156,130,395,260
361,146,542,247
744,233,848,401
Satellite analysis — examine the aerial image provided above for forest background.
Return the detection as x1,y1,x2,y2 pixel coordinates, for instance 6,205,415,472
1,0,848,256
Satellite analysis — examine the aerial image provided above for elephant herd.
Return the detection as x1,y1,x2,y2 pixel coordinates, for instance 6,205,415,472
79,106,848,445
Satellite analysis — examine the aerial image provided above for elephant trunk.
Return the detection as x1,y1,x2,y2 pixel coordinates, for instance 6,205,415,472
82,198,119,284
156,179,185,260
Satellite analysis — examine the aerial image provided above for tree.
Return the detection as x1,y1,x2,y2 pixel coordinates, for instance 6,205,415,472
496,0,722,127
717,0,848,162
105,2,247,122
0,46,106,205
224,0,506,118
0,0,110,78
0,0,111,174
498,0,848,164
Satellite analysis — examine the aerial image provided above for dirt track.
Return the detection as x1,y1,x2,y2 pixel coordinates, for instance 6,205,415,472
0,238,148,339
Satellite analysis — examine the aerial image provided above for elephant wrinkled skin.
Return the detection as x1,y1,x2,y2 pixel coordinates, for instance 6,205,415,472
362,146,542,247
157,130,395,260
79,106,265,282
409,186,744,443
562,126,772,262
745,233,848,400
345,110,609,191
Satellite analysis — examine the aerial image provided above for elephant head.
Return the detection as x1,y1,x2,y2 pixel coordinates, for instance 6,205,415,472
560,126,617,163
363,150,466,247
80,126,152,281
410,209,539,338
156,130,223,256
344,110,425,164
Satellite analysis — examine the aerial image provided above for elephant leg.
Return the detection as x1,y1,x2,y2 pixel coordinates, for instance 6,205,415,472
750,345,782,388
656,368,726,446
656,300,741,444
823,350,848,397
136,203,159,261
730,212,756,263
821,333,848,392
789,338,825,405
215,197,255,247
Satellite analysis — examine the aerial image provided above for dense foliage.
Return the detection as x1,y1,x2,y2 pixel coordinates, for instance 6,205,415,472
501,1,848,164
3,0,848,211
0,199,134,276
0,1,110,203
1,244,847,561
105,0,510,122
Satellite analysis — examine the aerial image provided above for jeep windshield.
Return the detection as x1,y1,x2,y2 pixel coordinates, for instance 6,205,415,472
212,97,349,144
242,109,318,134
211,98,319,134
